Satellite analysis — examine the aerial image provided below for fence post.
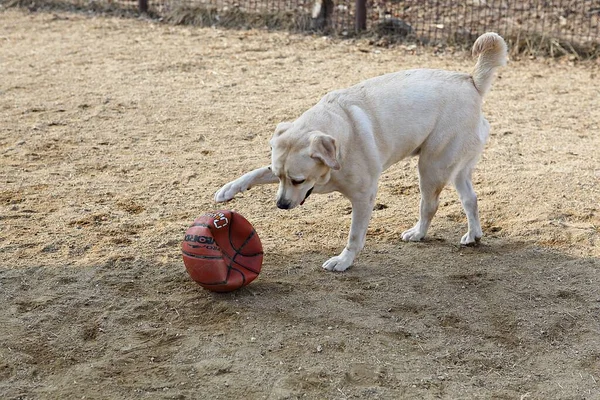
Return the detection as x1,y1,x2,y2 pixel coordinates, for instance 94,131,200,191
355,0,367,31
312,0,334,31
139,0,148,13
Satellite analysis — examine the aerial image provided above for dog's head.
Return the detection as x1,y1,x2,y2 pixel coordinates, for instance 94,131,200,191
270,121,340,209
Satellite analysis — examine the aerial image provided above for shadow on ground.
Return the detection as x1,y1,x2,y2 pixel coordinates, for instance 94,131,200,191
2,237,599,399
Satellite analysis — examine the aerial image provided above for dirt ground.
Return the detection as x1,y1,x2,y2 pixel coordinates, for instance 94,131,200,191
1,8,599,400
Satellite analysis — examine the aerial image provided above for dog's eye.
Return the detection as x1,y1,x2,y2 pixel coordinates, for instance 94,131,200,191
291,179,305,185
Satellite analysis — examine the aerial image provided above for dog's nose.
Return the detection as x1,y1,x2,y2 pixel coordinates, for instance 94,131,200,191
277,199,291,209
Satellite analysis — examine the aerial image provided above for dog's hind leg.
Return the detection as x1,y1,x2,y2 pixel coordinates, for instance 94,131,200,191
214,166,278,203
401,160,450,242
453,165,483,245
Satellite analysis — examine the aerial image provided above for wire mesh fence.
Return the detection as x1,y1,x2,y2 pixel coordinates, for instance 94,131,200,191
5,0,600,49
368,0,600,47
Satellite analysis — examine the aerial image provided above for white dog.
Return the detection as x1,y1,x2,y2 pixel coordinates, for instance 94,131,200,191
215,32,507,272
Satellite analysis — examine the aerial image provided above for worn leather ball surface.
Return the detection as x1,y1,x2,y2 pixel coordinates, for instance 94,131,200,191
182,210,263,292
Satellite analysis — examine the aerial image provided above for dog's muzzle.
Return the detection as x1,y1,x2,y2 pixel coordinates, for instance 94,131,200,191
276,199,291,209
300,187,314,206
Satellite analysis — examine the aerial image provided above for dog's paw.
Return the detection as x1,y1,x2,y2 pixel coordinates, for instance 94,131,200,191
322,255,353,272
460,232,481,246
401,226,425,242
214,182,243,203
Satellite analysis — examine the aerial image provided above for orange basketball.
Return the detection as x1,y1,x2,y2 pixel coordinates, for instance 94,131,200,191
182,210,263,292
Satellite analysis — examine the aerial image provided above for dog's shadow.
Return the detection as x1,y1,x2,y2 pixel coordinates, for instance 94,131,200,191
221,235,598,337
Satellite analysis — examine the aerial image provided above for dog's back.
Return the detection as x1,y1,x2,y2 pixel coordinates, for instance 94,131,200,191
309,34,507,169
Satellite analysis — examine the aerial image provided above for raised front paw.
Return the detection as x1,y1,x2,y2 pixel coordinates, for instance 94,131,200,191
214,181,243,203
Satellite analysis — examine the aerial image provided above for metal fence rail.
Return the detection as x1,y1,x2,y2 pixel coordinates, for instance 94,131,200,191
8,0,600,48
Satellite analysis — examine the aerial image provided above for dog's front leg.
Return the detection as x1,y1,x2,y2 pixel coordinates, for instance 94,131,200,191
214,166,278,203
322,191,376,272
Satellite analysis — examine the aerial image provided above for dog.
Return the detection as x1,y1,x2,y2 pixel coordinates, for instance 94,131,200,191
214,32,507,272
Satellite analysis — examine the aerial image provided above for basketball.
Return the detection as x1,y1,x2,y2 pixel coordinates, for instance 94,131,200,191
181,210,263,292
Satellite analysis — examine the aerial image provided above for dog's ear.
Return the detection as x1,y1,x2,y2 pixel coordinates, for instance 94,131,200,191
270,122,292,145
309,133,340,170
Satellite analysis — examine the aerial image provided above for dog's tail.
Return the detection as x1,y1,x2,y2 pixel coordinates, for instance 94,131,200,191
471,32,507,97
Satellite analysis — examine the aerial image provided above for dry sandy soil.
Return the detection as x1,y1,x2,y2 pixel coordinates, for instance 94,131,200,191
1,8,599,400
